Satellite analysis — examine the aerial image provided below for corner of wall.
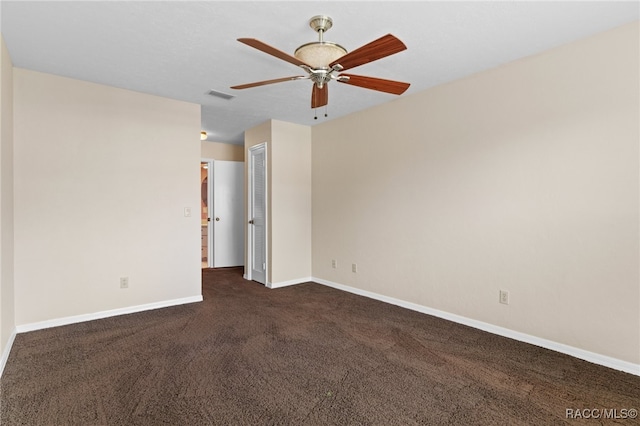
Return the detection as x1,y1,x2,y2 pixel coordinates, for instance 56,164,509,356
0,33,16,372
0,327,16,378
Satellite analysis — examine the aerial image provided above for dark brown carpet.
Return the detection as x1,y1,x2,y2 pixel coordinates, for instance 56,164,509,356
1,267,638,425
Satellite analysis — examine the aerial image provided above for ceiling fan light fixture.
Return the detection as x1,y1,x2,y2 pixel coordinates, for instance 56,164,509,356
232,14,410,112
294,42,347,69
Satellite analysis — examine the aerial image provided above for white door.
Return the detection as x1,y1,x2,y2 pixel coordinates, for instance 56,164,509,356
212,161,244,267
248,144,267,284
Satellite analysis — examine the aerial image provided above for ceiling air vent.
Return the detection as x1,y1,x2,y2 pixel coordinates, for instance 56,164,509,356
206,89,235,100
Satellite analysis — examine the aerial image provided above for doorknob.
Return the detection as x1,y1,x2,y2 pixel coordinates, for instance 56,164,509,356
215,217,220,221
248,219,254,224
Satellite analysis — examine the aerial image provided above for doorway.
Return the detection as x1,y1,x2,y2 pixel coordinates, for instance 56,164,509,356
201,159,244,268
247,144,267,284
201,161,211,268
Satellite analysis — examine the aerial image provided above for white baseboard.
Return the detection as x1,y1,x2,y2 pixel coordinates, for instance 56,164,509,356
7,277,638,377
313,277,640,376
15,295,203,334
267,277,313,289
0,327,17,379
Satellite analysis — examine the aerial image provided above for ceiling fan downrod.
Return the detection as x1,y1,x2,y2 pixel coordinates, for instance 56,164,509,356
308,15,333,41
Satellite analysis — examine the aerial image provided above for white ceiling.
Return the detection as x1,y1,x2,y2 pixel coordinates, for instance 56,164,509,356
1,1,638,145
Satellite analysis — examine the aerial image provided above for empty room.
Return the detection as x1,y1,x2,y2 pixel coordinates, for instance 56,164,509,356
0,1,638,424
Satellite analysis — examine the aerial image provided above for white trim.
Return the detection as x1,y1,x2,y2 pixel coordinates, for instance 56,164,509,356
15,296,203,334
313,277,640,376
0,328,17,378
267,277,313,289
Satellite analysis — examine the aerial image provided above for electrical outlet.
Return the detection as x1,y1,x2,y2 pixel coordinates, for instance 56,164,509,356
331,259,337,268
120,277,129,289
352,263,358,273
499,290,509,305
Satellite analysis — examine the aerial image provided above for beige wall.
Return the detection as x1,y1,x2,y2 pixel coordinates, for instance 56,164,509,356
270,120,312,284
244,120,312,286
0,35,15,360
312,22,639,364
13,69,202,325
201,140,244,162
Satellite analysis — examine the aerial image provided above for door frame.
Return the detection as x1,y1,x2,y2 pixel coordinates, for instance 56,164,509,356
246,143,268,284
201,158,214,268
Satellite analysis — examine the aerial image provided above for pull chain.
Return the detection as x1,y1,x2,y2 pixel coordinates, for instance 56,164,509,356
312,106,328,120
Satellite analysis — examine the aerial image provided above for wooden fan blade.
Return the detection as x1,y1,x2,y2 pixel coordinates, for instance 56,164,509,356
231,76,307,90
311,85,328,108
337,74,410,95
329,34,407,71
238,38,309,67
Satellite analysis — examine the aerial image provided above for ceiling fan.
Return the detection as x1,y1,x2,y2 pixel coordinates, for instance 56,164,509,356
230,15,410,116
